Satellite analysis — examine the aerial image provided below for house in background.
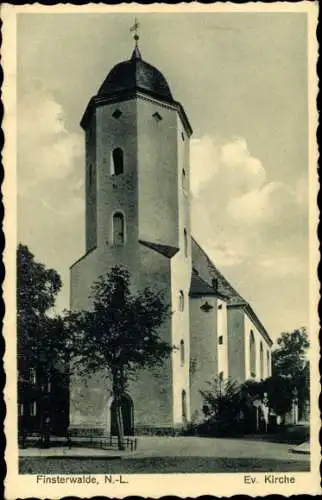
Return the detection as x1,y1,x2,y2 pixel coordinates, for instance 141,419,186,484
18,364,69,438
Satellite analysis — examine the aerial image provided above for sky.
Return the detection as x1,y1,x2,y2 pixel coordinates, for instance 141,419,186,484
16,11,310,342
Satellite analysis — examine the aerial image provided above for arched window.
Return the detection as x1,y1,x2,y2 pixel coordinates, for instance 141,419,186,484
112,148,124,176
179,290,184,311
181,390,187,422
113,212,125,246
260,341,264,380
184,229,188,257
180,340,185,365
249,330,256,378
267,350,270,376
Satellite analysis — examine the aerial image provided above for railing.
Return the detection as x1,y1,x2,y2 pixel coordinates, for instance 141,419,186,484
74,435,138,451
18,432,137,451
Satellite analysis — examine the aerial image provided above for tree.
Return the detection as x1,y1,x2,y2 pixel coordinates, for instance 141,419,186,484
263,375,293,417
17,244,67,442
272,328,309,380
17,244,66,364
69,266,172,450
272,327,310,419
199,375,243,435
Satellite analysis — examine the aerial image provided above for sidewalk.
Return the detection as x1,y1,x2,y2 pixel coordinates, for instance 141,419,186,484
290,441,310,455
19,446,128,459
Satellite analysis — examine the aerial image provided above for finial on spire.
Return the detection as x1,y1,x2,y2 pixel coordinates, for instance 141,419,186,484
130,17,141,59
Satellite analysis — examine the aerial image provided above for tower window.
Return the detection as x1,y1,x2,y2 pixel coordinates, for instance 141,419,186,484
153,111,162,122
218,335,223,345
181,390,187,422
112,109,122,119
181,132,185,141
180,340,185,365
179,290,184,312
184,229,188,257
112,148,124,176
19,404,24,417
218,304,223,310
113,212,125,246
250,330,256,378
212,278,218,290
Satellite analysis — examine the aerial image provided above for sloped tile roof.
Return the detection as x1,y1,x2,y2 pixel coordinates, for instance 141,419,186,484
190,271,227,299
191,237,273,346
191,237,245,305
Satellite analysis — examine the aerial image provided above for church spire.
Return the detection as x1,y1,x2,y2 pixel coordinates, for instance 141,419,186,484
130,17,142,60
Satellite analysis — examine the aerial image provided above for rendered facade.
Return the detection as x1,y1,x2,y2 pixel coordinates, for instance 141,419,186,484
70,44,273,435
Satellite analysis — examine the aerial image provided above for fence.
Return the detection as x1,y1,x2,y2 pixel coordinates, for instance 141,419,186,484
18,432,138,451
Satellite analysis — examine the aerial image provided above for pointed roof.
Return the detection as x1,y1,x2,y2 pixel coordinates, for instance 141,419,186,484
131,46,142,60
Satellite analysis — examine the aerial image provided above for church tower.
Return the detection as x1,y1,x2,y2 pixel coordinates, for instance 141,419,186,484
70,30,193,434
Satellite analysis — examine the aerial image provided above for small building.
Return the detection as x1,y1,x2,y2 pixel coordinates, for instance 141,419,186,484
18,364,69,437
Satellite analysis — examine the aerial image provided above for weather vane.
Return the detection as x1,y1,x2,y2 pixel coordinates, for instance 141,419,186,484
130,17,140,47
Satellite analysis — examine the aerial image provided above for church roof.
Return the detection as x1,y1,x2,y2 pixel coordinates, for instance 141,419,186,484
98,48,173,102
190,272,227,299
191,237,245,305
191,237,273,346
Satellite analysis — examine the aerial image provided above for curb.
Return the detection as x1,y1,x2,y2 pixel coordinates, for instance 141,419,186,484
290,442,310,455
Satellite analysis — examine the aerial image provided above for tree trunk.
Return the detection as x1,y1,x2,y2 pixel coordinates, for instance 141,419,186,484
114,393,125,451
112,370,125,451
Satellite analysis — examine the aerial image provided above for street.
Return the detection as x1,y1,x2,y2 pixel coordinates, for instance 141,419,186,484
19,433,310,474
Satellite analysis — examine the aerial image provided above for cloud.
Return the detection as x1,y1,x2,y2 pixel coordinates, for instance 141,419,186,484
18,79,83,193
221,137,266,192
190,136,220,196
17,80,86,314
190,135,308,277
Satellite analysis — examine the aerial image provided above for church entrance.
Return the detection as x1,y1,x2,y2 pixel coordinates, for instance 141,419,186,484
110,394,134,436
